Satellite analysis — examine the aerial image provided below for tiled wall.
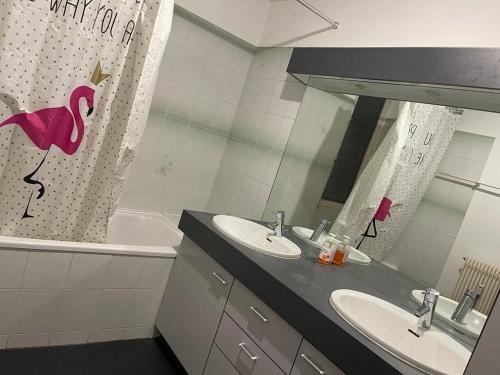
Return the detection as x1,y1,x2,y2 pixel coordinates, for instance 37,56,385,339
262,88,356,227
0,250,173,349
119,10,254,216
206,48,306,219
384,131,494,286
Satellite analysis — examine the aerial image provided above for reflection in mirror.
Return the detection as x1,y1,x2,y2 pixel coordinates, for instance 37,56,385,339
263,86,500,351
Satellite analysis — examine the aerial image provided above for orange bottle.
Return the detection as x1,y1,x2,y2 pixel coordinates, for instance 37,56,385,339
333,235,350,266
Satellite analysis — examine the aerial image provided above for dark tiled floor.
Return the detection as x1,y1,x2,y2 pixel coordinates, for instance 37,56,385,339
0,338,184,375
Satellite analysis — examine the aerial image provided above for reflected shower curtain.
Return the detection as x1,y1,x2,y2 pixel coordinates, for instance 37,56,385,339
0,0,173,241
332,102,463,260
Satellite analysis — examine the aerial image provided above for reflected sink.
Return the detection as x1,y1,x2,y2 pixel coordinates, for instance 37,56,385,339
411,290,486,338
330,289,471,375
292,226,371,265
212,215,301,259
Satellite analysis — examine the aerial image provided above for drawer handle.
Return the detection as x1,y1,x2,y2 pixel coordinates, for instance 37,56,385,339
212,272,227,285
301,354,325,375
239,343,258,361
250,306,269,323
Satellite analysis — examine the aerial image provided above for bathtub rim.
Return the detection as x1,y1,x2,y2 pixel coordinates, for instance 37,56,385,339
0,209,181,258
0,235,177,258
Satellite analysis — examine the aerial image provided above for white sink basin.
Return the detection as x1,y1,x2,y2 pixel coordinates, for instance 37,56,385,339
291,226,371,265
212,215,301,259
411,290,486,338
330,289,471,375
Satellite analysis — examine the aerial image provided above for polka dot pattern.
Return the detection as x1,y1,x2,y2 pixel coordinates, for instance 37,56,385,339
0,0,172,242
333,103,462,260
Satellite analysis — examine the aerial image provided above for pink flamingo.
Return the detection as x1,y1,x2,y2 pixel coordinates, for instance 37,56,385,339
0,86,95,218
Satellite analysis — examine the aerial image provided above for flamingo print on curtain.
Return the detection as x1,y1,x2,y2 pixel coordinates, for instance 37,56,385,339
331,102,463,260
0,0,174,241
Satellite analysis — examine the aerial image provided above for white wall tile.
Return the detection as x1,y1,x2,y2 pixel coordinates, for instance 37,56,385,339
139,258,173,289
65,254,112,289
104,256,145,289
0,335,7,349
127,289,164,327
88,328,124,343
49,331,89,346
220,71,246,104
123,326,155,340
203,133,228,163
163,80,196,121
192,94,219,128
92,289,136,329
0,250,28,288
10,290,61,333
0,290,17,334
140,112,169,149
22,252,72,289
54,290,101,332
7,333,50,348
214,101,237,134
199,61,226,98
167,13,190,45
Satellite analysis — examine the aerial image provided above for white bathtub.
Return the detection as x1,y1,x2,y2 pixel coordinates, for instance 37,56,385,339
0,209,181,258
0,209,181,349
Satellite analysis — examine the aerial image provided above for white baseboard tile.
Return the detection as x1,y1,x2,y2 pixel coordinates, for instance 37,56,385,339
7,333,50,349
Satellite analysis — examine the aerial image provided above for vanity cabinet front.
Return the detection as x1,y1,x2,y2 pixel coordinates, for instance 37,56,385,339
156,237,234,375
215,313,286,375
204,344,240,375
291,339,345,375
225,280,302,374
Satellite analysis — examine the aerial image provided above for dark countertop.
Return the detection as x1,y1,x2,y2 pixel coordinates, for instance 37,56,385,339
178,210,474,375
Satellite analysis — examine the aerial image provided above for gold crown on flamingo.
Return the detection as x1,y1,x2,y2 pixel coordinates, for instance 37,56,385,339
90,61,110,85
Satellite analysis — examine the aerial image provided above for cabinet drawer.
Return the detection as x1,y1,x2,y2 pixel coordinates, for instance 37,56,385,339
215,313,285,375
291,339,345,375
204,344,239,375
225,280,301,373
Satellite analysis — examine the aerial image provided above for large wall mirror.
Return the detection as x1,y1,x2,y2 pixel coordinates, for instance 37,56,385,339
262,76,500,352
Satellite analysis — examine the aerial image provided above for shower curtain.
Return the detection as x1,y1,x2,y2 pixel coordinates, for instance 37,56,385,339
332,102,463,260
0,0,173,241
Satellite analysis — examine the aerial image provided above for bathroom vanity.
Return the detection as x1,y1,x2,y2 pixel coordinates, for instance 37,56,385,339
156,211,474,375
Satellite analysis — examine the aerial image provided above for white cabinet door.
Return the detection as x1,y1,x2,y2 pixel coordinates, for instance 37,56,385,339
156,237,234,375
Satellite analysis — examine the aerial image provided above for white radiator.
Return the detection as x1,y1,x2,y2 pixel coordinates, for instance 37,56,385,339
452,257,500,315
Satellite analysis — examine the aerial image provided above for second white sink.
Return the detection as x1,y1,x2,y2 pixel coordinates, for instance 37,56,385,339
330,289,471,375
411,289,486,338
292,226,371,265
212,215,301,259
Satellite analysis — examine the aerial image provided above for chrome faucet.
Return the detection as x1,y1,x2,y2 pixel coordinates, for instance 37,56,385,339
310,218,331,241
414,288,440,330
268,210,285,237
451,287,482,323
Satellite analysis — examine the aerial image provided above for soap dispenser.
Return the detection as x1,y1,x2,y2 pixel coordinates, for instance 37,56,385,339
333,235,350,266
